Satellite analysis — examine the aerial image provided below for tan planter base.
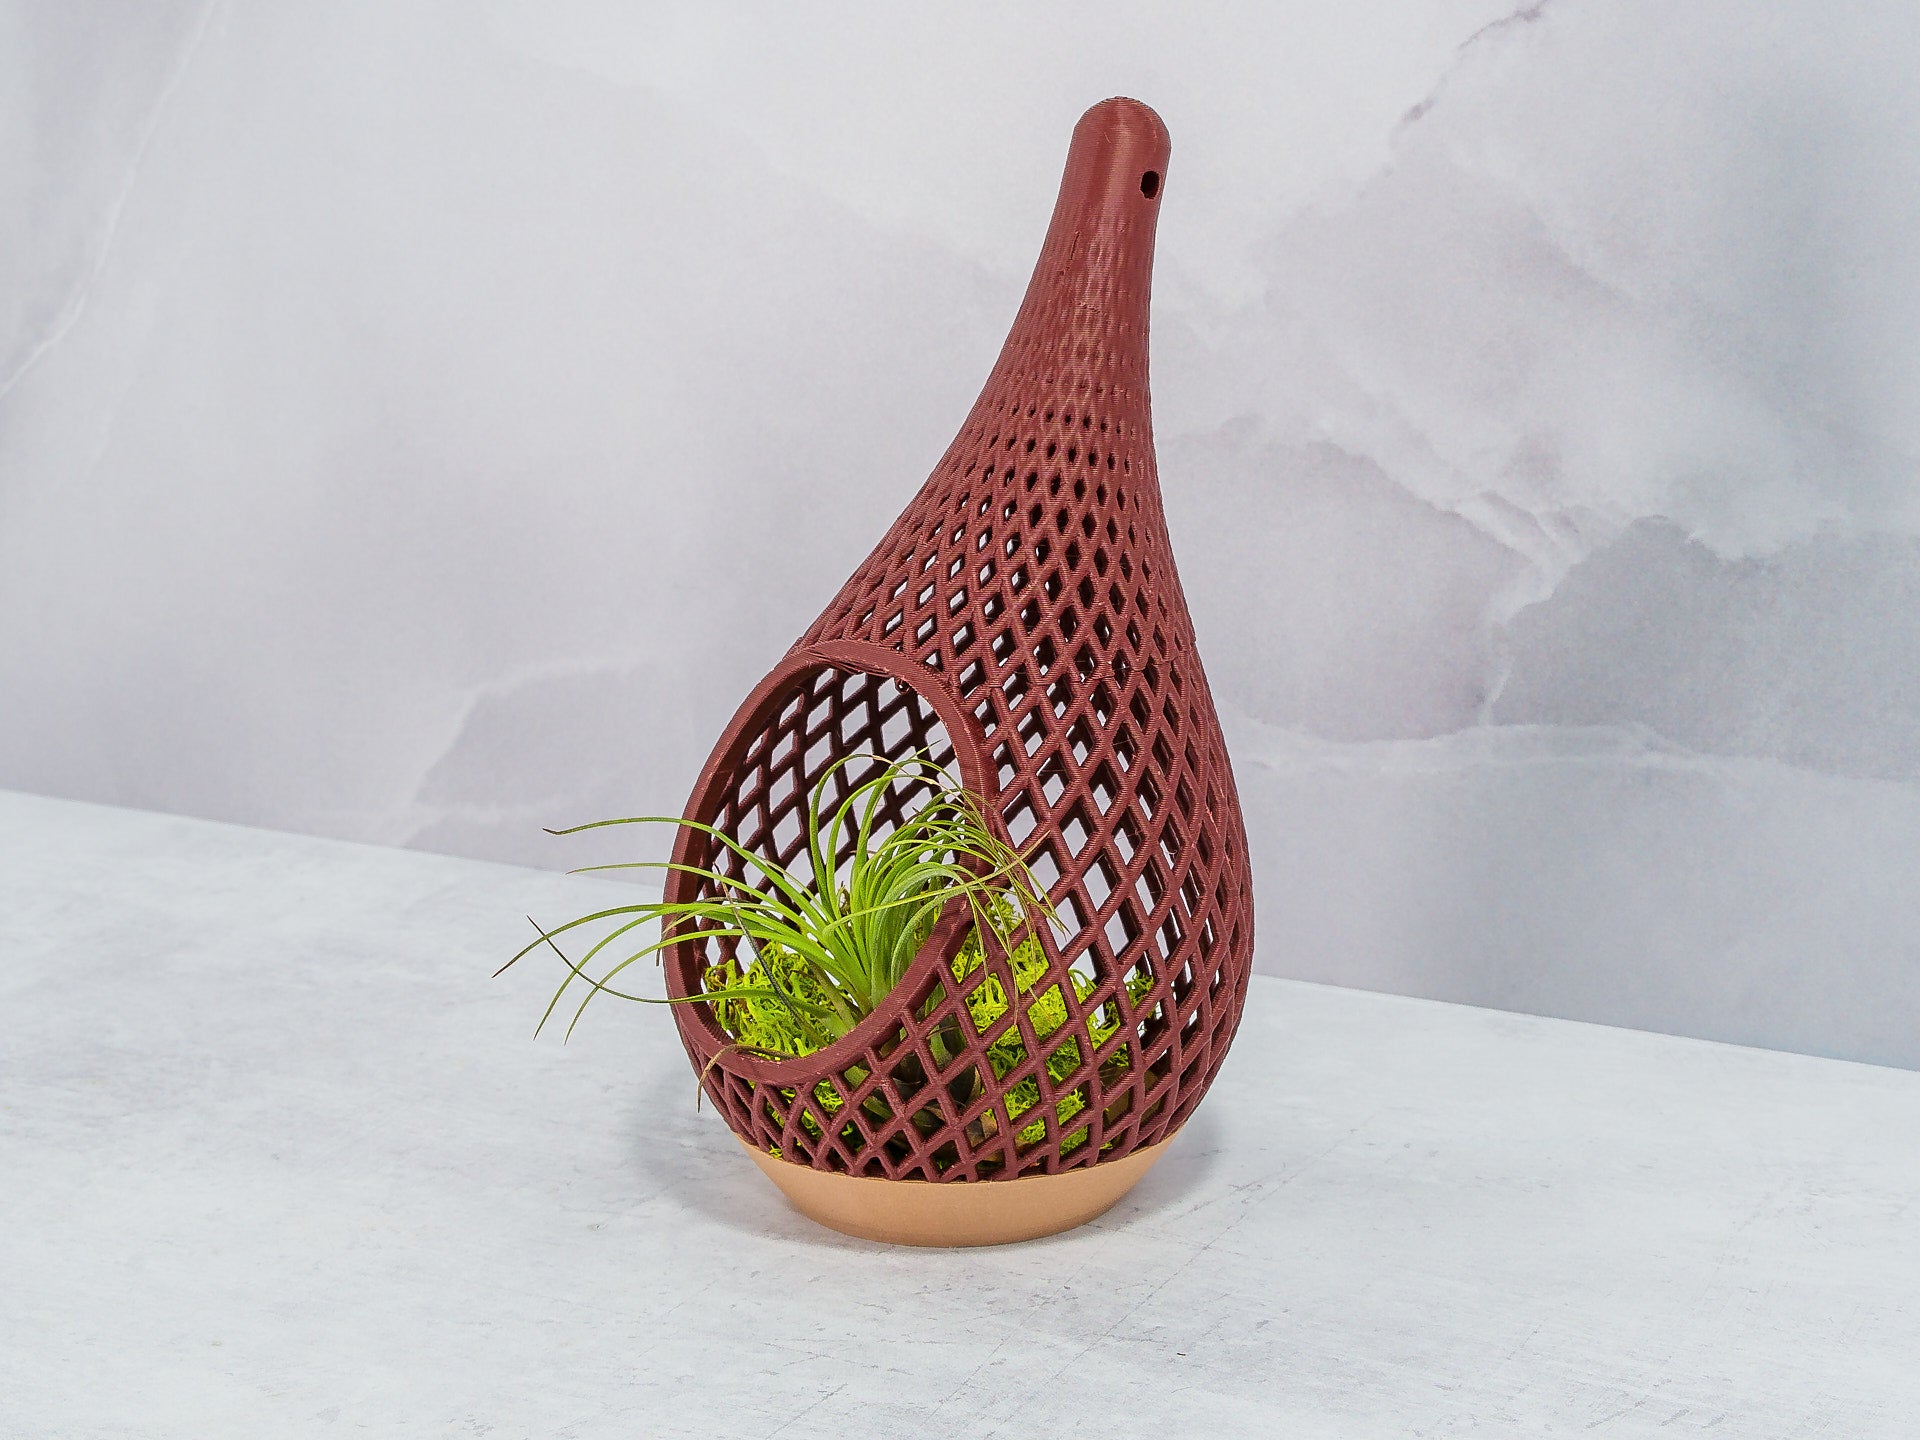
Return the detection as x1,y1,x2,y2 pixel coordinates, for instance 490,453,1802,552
736,1133,1174,1246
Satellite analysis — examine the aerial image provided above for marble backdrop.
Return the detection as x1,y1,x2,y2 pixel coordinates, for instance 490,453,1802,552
5,2,1917,1066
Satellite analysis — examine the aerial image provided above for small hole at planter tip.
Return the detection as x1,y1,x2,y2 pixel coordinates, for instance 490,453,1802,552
1140,171,1160,199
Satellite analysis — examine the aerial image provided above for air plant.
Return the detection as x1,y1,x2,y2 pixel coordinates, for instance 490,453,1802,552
503,752,1157,1166
500,752,1054,1049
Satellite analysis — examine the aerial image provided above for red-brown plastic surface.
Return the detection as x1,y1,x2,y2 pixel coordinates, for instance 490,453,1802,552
663,98,1255,1181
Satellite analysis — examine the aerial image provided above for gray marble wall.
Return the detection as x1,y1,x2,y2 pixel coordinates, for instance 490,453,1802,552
5,2,1917,1065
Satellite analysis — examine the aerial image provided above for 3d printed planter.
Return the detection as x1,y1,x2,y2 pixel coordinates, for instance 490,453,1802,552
665,98,1255,1245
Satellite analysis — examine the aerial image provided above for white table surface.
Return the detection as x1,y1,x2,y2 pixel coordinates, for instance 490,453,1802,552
3,788,1916,1438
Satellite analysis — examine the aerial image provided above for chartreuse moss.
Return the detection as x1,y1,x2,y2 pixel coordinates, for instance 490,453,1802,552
711,910,1155,1162
949,924,1153,1153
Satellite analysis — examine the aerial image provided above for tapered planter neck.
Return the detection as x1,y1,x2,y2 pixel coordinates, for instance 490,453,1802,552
984,97,1169,443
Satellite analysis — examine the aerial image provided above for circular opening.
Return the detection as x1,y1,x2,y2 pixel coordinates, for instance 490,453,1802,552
667,660,975,1044
1139,170,1160,199
693,664,958,926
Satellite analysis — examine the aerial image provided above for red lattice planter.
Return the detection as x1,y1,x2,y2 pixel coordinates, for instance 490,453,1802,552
665,98,1255,1245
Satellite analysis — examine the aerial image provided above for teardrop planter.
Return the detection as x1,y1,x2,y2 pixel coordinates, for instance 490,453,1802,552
665,98,1255,1246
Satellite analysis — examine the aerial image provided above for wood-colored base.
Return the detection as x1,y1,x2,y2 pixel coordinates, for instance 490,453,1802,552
737,1133,1173,1246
